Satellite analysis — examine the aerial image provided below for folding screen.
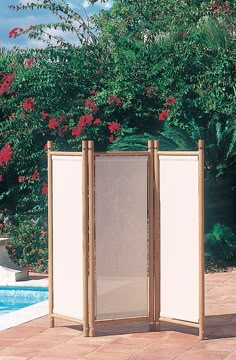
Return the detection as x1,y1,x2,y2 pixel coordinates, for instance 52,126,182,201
48,142,89,336
154,141,205,340
48,140,204,339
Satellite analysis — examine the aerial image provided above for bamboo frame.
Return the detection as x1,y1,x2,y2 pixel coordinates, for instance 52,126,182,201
52,313,83,324
95,151,149,156
198,140,205,340
148,141,154,331
50,151,82,156
82,141,89,337
159,317,199,328
95,316,149,325
47,139,204,339
153,140,160,331
157,151,199,156
47,140,54,328
88,140,95,337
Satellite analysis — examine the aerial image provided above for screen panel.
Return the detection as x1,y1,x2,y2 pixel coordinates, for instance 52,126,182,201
52,155,83,320
159,155,199,323
95,156,149,320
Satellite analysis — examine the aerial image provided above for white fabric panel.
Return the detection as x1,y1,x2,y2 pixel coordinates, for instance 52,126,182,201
95,156,148,320
159,155,199,323
52,156,83,320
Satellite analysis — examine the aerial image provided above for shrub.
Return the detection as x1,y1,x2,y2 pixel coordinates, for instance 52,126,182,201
205,223,236,266
4,214,48,273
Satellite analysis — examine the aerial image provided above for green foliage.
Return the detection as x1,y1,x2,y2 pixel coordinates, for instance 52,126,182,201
9,0,96,47
1,0,236,269
205,223,236,264
1,213,48,273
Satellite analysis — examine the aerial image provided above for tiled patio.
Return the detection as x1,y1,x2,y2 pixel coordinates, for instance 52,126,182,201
0,270,235,360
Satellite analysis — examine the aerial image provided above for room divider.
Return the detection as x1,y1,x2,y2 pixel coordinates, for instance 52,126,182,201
47,140,205,339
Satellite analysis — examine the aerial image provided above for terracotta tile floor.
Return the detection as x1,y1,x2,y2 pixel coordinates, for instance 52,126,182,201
0,270,235,360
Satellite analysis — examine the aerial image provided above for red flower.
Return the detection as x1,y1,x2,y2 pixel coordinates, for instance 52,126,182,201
165,97,176,106
58,114,66,123
108,121,121,133
22,97,35,111
71,126,83,138
26,58,35,67
71,114,94,138
0,73,16,95
32,169,39,181
95,70,100,75
145,85,155,97
0,143,14,166
48,117,58,129
41,230,47,237
94,118,101,125
18,175,24,183
42,111,49,119
84,114,93,125
109,135,114,143
84,98,99,113
159,109,169,121
90,90,98,95
58,125,68,137
42,182,48,195
108,95,121,106
8,27,23,38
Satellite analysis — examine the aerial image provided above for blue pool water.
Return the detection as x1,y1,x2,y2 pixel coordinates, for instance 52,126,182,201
0,286,48,316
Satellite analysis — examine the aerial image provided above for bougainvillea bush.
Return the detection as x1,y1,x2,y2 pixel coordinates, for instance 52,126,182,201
0,0,236,270
0,211,48,273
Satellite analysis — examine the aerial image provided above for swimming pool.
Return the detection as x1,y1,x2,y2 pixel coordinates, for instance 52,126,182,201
0,286,48,316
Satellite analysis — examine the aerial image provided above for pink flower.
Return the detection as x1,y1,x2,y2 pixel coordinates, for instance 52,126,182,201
90,90,99,95
22,97,35,111
31,169,39,180
42,111,49,119
0,143,14,166
84,98,99,113
145,86,155,97
8,27,23,38
108,95,122,106
108,121,121,133
109,135,114,143
18,175,24,183
71,126,83,138
159,109,169,121
48,117,58,129
42,182,48,195
0,73,16,95
165,97,176,106
94,118,101,125
26,58,35,67
0,174,3,182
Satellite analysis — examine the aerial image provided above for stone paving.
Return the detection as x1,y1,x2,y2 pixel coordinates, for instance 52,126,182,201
0,270,235,360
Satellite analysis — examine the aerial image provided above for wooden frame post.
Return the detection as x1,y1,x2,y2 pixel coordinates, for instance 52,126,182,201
148,140,154,331
198,140,205,340
47,140,54,328
88,140,95,337
82,141,89,337
153,140,160,331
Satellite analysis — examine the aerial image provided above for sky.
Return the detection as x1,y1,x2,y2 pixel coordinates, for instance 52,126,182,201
0,0,112,49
